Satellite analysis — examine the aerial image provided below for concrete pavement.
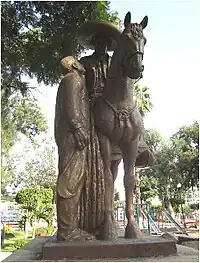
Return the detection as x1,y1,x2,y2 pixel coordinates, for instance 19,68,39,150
0,252,12,261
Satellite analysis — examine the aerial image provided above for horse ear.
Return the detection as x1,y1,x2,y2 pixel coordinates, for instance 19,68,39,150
124,12,131,27
140,16,148,29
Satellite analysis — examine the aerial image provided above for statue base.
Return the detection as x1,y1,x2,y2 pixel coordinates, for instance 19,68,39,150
42,236,177,260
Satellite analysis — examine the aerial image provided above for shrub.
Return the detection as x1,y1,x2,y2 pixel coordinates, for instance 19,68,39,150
14,239,27,250
5,232,15,238
5,224,13,233
189,203,199,211
35,226,55,236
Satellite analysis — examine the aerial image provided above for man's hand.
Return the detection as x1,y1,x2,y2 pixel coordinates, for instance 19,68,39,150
73,127,89,151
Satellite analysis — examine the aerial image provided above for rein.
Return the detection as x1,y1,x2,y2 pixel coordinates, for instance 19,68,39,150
134,73,143,84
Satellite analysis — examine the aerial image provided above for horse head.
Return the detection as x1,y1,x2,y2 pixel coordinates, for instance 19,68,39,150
116,12,148,80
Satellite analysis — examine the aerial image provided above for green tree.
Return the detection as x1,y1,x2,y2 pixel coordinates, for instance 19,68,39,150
189,203,199,211
140,169,159,202
171,121,199,189
2,1,119,98
1,2,119,191
134,84,153,117
139,140,177,211
152,143,177,210
1,89,48,195
145,129,165,153
138,129,164,203
1,157,15,198
15,187,54,238
114,189,120,210
12,142,57,193
1,90,48,157
114,189,120,202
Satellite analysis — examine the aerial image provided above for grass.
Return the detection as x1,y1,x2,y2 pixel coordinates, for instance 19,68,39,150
1,231,32,252
1,226,55,252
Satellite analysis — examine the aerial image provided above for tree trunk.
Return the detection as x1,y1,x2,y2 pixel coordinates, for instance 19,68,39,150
24,220,29,239
32,218,37,239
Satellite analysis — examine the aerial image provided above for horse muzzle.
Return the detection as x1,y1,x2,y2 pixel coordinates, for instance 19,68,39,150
129,65,144,79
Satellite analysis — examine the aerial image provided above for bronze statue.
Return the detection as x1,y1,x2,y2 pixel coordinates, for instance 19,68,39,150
90,12,149,240
78,20,154,176
54,56,95,241
77,21,122,220
55,12,154,242
77,15,154,238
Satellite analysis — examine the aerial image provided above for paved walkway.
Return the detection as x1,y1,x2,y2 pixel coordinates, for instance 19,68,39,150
0,252,12,261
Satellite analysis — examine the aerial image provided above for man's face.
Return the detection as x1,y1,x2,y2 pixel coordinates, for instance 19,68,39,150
60,65,70,75
93,35,110,54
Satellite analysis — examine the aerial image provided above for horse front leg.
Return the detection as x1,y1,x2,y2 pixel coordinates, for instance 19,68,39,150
111,159,121,220
98,133,118,240
122,138,142,239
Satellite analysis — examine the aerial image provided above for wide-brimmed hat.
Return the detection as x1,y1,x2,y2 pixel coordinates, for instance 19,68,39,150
76,20,122,51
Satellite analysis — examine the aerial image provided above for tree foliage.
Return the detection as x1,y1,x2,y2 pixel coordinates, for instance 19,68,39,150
134,84,153,117
145,129,165,153
139,129,164,202
12,142,57,191
114,189,120,202
1,90,48,157
1,89,48,195
15,187,54,225
171,121,199,189
189,203,199,211
1,157,15,197
114,189,120,209
2,1,119,96
140,173,158,202
1,137,57,200
140,121,199,210
141,142,181,209
1,0,119,160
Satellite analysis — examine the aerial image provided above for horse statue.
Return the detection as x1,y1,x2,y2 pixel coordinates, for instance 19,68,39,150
93,11,148,240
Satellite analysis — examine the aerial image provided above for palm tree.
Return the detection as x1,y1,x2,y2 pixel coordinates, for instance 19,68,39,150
134,84,153,117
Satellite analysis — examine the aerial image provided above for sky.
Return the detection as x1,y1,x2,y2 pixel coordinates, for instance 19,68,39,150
12,0,200,199
34,0,200,139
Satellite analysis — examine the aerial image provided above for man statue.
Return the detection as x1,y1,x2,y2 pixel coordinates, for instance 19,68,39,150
54,56,95,241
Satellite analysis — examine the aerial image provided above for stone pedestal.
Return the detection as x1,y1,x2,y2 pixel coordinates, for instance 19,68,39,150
42,236,177,260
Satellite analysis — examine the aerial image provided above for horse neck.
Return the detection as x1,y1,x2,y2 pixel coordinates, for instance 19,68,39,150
104,50,135,103
107,49,123,79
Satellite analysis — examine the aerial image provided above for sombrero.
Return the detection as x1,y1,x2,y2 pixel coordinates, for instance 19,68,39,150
76,20,122,51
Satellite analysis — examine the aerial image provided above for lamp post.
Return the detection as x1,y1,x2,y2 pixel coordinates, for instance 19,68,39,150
177,183,186,228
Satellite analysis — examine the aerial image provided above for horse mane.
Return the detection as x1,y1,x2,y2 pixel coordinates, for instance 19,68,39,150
123,23,144,40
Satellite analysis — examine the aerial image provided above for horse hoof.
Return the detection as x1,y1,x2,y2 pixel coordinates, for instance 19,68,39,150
125,222,142,239
98,219,118,240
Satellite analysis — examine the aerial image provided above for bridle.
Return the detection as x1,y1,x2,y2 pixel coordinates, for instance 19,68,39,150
135,72,143,84
125,50,144,83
